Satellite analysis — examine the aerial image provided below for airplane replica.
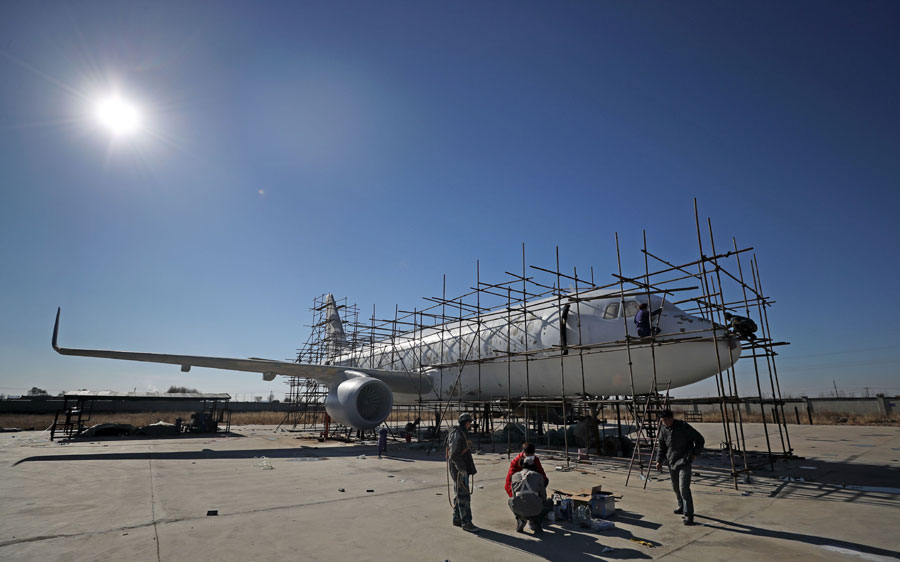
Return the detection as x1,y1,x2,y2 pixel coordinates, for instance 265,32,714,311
52,289,742,430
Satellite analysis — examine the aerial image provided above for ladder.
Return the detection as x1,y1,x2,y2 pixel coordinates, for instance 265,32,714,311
624,382,671,488
50,403,88,440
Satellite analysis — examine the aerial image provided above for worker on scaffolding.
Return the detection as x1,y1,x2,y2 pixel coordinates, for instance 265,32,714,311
724,312,757,341
446,413,479,533
505,442,551,533
635,303,662,338
656,409,705,525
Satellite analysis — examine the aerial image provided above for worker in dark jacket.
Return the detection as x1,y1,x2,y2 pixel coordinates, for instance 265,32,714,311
656,409,705,525
724,312,757,341
635,303,662,338
446,413,479,533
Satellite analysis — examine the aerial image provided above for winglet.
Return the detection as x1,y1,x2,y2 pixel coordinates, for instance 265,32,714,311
52,307,61,352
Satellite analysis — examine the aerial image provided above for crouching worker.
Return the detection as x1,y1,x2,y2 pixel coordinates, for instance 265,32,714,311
507,449,552,534
724,312,757,341
505,442,549,498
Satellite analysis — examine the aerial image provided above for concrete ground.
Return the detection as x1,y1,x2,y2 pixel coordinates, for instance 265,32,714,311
1,423,898,562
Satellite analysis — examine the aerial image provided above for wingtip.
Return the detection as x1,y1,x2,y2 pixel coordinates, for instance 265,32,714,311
52,307,61,352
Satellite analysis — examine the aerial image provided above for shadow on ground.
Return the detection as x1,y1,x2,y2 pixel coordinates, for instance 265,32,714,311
11,442,445,466
477,525,655,561
695,514,900,560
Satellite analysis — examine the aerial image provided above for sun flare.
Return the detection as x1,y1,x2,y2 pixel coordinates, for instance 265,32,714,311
95,95,141,136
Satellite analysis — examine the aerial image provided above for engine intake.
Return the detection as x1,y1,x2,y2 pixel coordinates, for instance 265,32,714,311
324,373,393,430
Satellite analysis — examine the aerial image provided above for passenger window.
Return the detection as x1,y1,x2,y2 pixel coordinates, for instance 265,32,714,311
624,301,639,317
603,302,620,319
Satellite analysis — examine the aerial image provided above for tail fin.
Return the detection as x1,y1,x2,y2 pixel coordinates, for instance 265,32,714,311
324,294,347,363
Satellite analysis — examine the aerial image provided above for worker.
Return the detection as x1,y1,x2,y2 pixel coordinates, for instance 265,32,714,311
505,442,549,497
446,413,479,533
634,303,662,338
508,455,551,534
656,409,705,525
377,426,388,458
724,312,757,341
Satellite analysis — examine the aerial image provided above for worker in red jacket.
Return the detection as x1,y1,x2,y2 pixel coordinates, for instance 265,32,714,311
505,442,549,497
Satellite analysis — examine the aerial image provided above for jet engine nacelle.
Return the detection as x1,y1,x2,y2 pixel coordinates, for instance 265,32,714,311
324,372,394,430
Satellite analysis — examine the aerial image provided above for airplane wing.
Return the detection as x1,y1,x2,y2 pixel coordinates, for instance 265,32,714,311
51,308,424,395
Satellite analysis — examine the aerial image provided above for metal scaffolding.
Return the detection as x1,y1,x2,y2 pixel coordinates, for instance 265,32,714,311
290,199,791,488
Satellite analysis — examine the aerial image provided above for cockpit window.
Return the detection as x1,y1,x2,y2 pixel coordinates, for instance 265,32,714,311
624,301,639,317
603,302,620,319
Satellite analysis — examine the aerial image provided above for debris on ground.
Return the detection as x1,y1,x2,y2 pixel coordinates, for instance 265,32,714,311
135,421,178,436
79,423,135,437
585,519,615,531
253,456,274,470
780,476,805,482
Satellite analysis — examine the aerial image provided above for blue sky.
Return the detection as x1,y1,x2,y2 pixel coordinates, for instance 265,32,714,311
1,1,898,400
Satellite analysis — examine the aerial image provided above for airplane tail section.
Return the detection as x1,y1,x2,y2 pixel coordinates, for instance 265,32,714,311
324,294,347,363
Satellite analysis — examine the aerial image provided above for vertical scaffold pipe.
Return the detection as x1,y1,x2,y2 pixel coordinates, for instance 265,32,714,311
556,246,570,466
693,200,738,489
616,233,641,487
732,239,774,469
707,219,750,476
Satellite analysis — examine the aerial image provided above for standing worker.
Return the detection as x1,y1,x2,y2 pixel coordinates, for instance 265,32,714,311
635,303,662,338
377,426,388,458
447,413,479,533
656,409,705,525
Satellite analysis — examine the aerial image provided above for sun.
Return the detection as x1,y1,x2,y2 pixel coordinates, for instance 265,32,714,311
95,95,142,136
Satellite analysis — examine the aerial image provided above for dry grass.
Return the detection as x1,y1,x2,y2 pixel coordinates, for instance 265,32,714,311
673,409,900,426
0,411,294,431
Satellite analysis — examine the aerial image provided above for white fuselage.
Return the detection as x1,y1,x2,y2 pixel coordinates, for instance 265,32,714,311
332,290,741,402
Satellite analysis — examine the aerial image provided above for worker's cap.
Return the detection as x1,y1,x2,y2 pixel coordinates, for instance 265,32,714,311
458,413,473,424
660,409,674,419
